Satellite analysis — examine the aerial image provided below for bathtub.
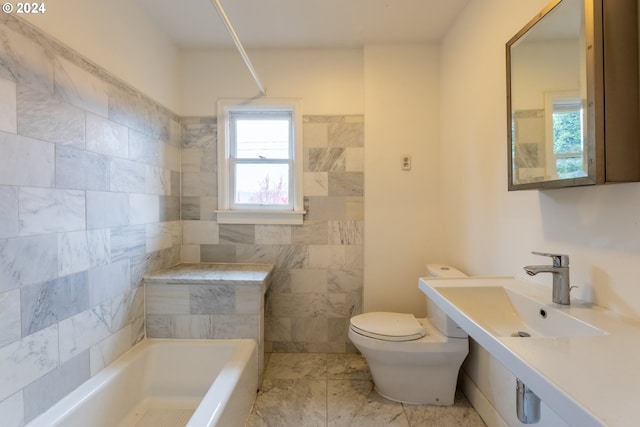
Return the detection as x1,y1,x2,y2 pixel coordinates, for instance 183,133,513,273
26,339,258,427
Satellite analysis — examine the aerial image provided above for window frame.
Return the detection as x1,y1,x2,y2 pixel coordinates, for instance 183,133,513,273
217,99,304,225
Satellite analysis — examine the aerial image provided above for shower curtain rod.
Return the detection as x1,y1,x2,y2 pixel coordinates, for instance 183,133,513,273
210,0,267,95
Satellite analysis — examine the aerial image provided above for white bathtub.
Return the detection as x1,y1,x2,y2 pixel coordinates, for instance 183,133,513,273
26,339,258,427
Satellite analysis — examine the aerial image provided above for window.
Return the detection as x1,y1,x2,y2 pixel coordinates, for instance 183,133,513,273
544,91,587,180
217,99,304,224
552,102,584,177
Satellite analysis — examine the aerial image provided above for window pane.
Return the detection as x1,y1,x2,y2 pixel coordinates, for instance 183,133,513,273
556,157,585,178
235,119,290,159
234,163,290,206
552,110,583,154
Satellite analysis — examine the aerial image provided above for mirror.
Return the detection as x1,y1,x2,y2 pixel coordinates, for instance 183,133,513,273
508,0,591,189
507,0,640,190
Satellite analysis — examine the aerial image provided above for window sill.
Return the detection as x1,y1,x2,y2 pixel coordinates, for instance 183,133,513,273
216,210,305,225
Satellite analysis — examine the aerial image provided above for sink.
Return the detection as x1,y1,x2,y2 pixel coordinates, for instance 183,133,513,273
419,277,606,339
417,276,640,427
433,285,605,338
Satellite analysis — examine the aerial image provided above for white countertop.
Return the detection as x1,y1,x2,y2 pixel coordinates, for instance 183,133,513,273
419,276,640,427
144,262,274,289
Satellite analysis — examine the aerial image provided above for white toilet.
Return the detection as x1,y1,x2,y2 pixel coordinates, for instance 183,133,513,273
348,264,469,405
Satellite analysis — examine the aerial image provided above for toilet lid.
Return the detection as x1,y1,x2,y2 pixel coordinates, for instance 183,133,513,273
350,312,427,341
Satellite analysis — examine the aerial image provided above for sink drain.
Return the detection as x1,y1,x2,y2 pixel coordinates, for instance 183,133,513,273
512,331,531,337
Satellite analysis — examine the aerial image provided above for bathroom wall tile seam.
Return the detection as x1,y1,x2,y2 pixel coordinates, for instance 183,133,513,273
0,15,182,425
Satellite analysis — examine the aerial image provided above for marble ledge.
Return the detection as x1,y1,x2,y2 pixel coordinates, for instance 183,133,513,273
143,263,274,291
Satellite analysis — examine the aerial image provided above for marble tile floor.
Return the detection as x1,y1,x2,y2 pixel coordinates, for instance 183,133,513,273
245,353,487,427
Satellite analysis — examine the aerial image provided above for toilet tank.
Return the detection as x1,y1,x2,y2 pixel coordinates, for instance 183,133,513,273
425,264,466,279
424,264,468,339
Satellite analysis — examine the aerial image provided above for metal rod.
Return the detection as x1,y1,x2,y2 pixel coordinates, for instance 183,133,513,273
210,0,266,95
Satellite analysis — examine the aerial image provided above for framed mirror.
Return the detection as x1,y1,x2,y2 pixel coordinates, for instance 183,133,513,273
507,0,640,190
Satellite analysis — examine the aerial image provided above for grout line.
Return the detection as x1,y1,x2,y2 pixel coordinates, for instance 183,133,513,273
323,353,328,426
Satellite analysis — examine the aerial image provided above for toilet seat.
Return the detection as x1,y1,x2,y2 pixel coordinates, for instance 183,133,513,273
350,312,427,342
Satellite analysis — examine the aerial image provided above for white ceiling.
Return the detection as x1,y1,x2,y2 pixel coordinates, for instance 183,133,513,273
134,0,469,49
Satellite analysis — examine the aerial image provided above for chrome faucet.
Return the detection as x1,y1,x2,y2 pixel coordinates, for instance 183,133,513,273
523,251,572,305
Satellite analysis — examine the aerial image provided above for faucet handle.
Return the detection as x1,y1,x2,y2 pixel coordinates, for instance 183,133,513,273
531,251,569,267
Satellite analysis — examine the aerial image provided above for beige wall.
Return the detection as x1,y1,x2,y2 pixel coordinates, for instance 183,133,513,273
21,0,181,113
179,48,364,116
511,40,580,110
363,44,443,316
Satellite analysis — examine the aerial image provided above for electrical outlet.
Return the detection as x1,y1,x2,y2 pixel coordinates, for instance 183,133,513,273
401,155,412,171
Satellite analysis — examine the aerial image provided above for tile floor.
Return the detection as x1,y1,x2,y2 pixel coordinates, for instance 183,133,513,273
245,353,487,427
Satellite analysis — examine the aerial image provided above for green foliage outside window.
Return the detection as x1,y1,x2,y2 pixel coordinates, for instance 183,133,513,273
553,111,582,153
553,110,584,177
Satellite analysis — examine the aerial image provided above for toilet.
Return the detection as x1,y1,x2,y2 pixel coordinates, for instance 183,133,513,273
348,264,469,405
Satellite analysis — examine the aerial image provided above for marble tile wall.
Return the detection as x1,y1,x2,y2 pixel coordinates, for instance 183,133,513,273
145,282,262,339
0,15,181,425
181,115,365,353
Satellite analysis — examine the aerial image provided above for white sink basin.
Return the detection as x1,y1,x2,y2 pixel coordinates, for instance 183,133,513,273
418,276,640,427
433,285,605,338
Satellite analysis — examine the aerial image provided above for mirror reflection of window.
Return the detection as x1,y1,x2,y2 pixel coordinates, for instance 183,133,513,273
544,91,587,180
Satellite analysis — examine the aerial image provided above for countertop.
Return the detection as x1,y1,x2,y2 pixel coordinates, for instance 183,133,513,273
144,263,274,291
419,276,640,427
